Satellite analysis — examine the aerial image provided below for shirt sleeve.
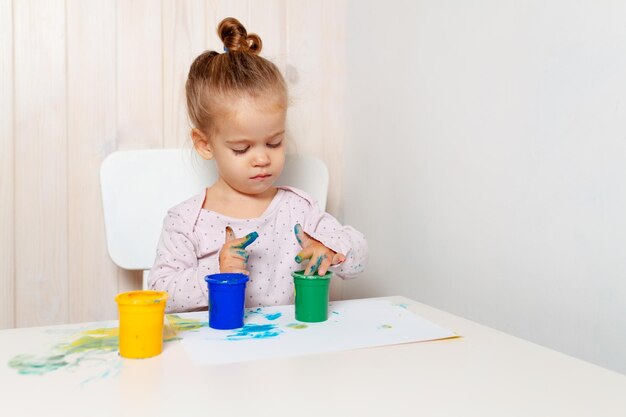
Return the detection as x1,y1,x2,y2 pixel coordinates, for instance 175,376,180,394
147,210,213,313
301,202,368,280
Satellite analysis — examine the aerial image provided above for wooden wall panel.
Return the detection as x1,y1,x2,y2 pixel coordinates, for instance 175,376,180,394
4,0,346,327
116,0,164,292
67,0,119,322
285,1,325,159
116,0,163,150
14,0,68,327
284,0,346,217
163,0,207,149
0,0,14,329
319,0,347,219
248,0,287,72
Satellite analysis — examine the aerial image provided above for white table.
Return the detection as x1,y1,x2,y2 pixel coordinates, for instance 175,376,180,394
2,296,625,416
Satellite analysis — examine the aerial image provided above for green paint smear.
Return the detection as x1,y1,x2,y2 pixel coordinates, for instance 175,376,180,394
9,354,69,376
57,329,120,355
166,314,208,332
8,327,119,376
286,323,308,330
9,316,206,376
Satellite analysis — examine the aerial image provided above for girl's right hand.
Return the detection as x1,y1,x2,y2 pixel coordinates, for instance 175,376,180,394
218,227,258,275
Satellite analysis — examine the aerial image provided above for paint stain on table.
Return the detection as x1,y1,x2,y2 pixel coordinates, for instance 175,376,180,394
9,315,207,378
9,327,120,376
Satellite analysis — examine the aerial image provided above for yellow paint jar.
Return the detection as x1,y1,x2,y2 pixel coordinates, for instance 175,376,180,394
115,291,168,359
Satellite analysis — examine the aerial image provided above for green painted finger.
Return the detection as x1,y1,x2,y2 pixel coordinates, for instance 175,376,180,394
295,247,313,263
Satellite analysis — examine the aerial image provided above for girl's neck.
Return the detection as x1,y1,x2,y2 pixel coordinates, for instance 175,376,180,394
203,179,278,219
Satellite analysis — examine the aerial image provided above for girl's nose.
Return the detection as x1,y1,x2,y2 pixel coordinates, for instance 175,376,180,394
252,151,270,167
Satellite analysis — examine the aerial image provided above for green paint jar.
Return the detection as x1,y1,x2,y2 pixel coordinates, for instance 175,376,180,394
292,270,333,323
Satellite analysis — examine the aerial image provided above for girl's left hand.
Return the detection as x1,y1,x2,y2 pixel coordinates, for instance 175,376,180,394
294,223,345,275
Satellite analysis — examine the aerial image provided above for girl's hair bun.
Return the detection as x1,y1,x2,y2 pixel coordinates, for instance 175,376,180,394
218,17,262,55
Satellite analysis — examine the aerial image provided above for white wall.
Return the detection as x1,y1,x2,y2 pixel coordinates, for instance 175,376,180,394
343,0,626,374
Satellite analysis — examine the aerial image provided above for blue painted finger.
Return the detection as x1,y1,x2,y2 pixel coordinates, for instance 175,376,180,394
294,224,304,246
233,231,259,249
232,248,249,259
307,255,324,275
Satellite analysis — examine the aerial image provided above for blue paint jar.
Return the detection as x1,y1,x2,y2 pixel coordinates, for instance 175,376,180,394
205,273,250,330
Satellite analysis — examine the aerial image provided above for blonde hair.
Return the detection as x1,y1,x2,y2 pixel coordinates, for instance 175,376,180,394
186,17,288,137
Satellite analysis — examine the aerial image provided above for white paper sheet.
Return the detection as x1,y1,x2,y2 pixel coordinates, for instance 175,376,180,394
175,298,457,366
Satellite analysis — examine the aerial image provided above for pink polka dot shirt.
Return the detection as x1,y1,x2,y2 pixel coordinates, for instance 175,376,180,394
147,186,368,313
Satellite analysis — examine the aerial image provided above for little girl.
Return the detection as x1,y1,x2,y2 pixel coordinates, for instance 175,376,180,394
148,17,367,313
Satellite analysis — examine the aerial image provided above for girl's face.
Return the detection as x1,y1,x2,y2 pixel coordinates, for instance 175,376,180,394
200,95,287,196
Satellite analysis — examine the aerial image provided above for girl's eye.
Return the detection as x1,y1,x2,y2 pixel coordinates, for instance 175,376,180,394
267,140,283,149
232,147,249,155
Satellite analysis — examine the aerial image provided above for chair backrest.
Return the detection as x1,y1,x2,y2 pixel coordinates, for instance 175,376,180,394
100,149,329,271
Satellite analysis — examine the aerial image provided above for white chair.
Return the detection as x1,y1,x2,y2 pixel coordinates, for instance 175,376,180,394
100,149,329,289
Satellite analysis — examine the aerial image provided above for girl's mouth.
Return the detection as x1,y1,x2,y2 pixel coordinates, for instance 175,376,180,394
250,174,271,180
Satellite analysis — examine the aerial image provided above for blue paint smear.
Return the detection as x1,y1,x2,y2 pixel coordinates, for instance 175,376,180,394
244,308,281,321
264,312,282,321
226,324,283,341
308,255,323,274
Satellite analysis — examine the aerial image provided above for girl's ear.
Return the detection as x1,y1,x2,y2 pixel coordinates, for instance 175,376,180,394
192,128,214,160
